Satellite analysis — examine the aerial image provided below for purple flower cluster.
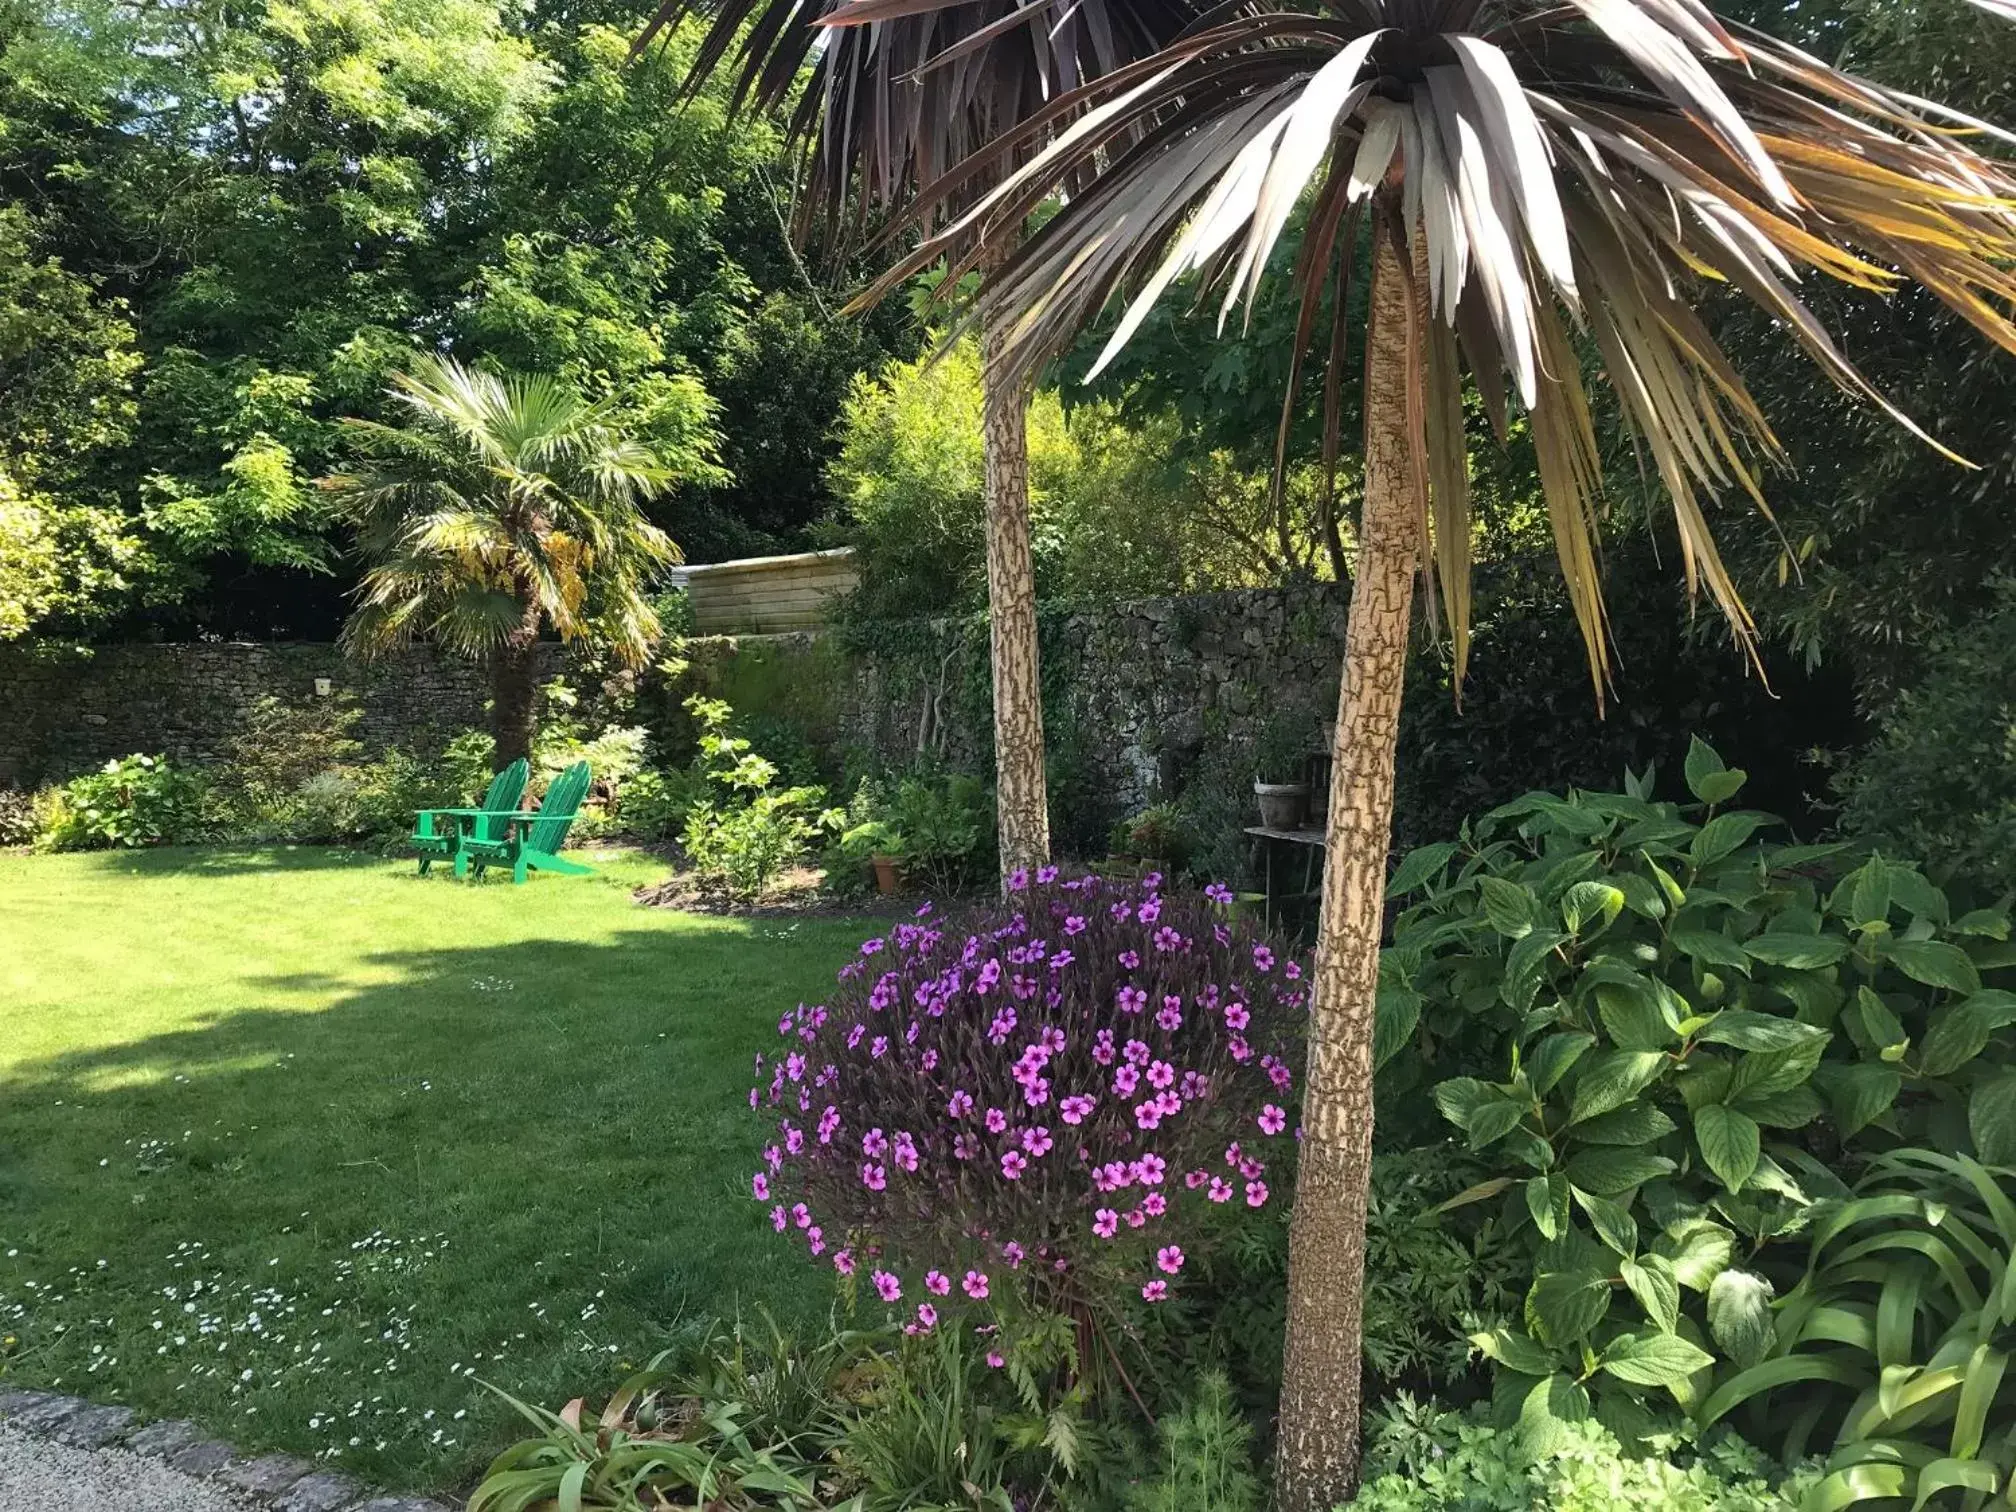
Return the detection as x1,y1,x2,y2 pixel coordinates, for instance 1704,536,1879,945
750,869,1306,1325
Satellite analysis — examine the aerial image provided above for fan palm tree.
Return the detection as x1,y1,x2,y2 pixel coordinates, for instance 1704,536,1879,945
636,0,1195,878
866,0,2016,1504
328,356,680,768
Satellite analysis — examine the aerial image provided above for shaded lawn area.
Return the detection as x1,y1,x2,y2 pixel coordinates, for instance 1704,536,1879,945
0,845,857,1495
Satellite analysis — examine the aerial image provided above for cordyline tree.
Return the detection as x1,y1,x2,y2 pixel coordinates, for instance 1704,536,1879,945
635,0,1191,878
329,357,680,768
861,0,2016,1504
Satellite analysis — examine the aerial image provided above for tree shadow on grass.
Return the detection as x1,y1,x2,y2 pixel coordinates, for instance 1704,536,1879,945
55,843,401,880
0,923,861,1485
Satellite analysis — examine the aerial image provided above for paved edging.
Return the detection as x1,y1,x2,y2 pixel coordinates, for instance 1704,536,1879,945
0,1387,457,1512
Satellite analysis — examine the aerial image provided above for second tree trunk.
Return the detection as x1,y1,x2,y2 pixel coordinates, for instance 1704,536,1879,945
980,274,1051,880
1275,211,1421,1512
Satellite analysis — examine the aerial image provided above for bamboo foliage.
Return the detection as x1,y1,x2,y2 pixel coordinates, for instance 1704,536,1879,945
870,0,2016,693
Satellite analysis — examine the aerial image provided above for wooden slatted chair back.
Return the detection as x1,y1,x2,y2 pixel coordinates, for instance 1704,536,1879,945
476,759,530,843
528,761,591,856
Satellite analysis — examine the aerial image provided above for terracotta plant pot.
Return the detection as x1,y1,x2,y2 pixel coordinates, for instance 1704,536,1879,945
871,854,905,895
1253,781,1309,830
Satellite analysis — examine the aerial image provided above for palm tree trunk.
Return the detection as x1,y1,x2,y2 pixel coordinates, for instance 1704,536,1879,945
980,243,1051,880
489,597,545,771
1276,212,1419,1512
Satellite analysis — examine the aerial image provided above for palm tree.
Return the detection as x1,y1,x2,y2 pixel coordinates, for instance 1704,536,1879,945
870,1,2016,1504
328,356,680,768
636,0,1193,878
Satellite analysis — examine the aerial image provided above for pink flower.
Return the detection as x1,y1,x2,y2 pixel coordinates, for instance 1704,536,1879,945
1246,1179,1270,1207
771,1204,788,1231
1153,927,1182,952
1092,1031,1117,1066
1123,1038,1151,1065
986,1351,1005,1368
861,1162,887,1191
1093,1208,1120,1238
952,1133,977,1160
862,1128,888,1158
1113,1064,1140,1096
1259,1104,1287,1136
1064,915,1087,935
1132,1153,1167,1185
963,1270,991,1300
1156,1246,1185,1274
1117,986,1147,1015
893,1132,920,1172
1207,1177,1233,1203
834,1249,855,1275
1118,949,1140,969
870,1035,889,1058
1143,1192,1167,1216
1139,897,1163,924
793,1203,812,1229
1125,1208,1147,1229
915,1303,938,1331
1135,1101,1163,1132
1147,1060,1175,1089
1037,864,1058,884
1157,1001,1183,1032
985,1107,1008,1134
1002,1241,1026,1268
1022,1127,1053,1157
948,1090,974,1119
926,1270,952,1296
1185,1169,1208,1190
784,1127,805,1155
1060,1094,1096,1125
1285,960,1303,980
1000,1149,1029,1179
871,1270,902,1303
1253,943,1275,972
752,1173,769,1200
1224,1002,1250,1031
1142,1280,1169,1302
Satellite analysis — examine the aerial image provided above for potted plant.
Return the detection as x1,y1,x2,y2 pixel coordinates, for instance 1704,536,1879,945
841,818,908,894
1122,803,1192,870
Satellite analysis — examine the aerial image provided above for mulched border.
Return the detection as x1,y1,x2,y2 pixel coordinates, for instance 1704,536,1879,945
0,1388,454,1512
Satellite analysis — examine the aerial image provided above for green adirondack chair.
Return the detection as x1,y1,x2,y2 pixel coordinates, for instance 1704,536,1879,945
412,758,528,876
461,760,594,884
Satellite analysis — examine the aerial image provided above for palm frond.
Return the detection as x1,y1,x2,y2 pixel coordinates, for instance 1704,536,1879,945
885,0,2016,687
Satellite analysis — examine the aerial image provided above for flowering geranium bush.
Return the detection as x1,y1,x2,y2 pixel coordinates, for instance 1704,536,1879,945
750,868,1306,1338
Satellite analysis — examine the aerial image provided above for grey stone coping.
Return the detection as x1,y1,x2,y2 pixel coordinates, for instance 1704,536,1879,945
0,1389,457,1511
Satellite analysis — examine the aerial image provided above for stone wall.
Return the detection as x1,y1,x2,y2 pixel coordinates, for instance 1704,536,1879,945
0,642,556,785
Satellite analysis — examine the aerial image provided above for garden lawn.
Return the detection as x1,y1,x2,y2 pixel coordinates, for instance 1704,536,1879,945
0,845,860,1496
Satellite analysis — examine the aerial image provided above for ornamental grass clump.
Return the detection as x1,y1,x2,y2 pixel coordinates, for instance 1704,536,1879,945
752,869,1306,1333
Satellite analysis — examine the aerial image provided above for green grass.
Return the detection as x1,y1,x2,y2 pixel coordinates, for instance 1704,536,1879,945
0,844,860,1494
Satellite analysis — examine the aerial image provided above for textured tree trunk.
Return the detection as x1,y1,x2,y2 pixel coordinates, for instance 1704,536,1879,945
489,597,544,770
1275,213,1420,1512
980,248,1051,880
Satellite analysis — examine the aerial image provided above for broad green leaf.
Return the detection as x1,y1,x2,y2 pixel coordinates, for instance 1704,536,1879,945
1816,1063,1903,1139
1684,736,1727,804
1373,981,1422,1070
1952,909,2012,940
1621,1254,1681,1334
1469,1326,1559,1377
1803,1464,1909,1512
1501,929,1566,1011
1672,928,1753,976
1909,1459,2000,1512
1527,1174,1566,1239
1697,1355,1867,1427
1730,1036,1829,1099
1846,986,1908,1055
1887,867,1951,926
1564,1148,1677,1197
1467,1097,1528,1150
1571,1104,1679,1146
1527,1270,1611,1346
1847,861,1892,929
1646,855,1686,911
1479,876,1540,940
1735,1085,1825,1129
1970,989,2016,1029
1570,1050,1669,1125
1920,1002,1993,1078
1968,1075,2016,1165
1596,980,1676,1051
1950,1345,2008,1460
1433,1177,1514,1214
1616,873,1668,920
1562,881,1626,936
1691,812,1767,867
1527,1031,1596,1097
1886,939,1981,995
1433,1077,1500,1134
1693,769,1749,807
1745,933,1850,969
1573,1186,1638,1256
1516,1373,1591,1457
1388,842,1460,898
1695,1104,1761,1191
1598,1331,1714,1388
1707,1269,1775,1369
1697,1009,1829,1053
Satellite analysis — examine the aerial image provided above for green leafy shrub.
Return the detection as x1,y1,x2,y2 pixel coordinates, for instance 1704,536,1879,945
0,787,36,847
35,754,210,850
1700,1150,2016,1512
1123,1372,1263,1512
1383,740,2015,1443
212,694,367,834
1838,577,2016,896
1357,1410,1801,1512
681,696,832,901
835,770,993,892
1118,805,1194,869
617,765,709,841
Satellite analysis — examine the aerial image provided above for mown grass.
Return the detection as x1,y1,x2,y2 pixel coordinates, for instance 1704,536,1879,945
0,845,856,1495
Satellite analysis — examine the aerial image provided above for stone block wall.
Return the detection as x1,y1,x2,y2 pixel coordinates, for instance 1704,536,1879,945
0,642,555,785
